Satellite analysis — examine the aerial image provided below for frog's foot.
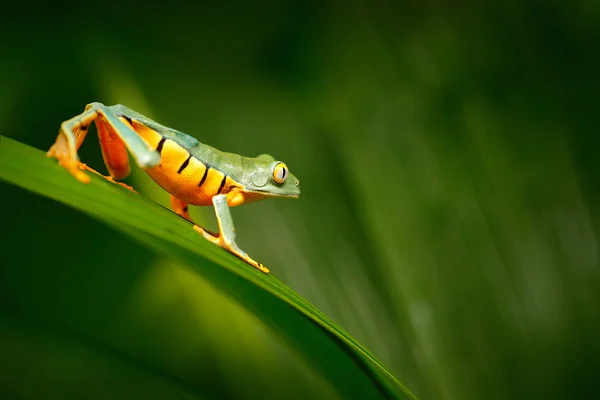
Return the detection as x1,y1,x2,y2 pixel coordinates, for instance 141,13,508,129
192,225,270,274
171,194,270,274
47,132,90,184
77,162,137,192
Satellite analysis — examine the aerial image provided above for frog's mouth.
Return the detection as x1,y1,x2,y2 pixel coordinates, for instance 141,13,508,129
254,190,300,199
241,186,299,198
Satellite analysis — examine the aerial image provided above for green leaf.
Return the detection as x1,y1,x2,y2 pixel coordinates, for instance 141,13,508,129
0,135,417,400
0,306,205,400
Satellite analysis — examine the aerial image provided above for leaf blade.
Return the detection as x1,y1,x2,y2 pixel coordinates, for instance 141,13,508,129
0,135,417,400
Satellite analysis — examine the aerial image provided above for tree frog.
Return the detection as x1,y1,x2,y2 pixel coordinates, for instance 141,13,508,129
47,102,300,274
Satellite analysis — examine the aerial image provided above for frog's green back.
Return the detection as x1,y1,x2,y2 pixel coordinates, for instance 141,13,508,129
109,104,300,197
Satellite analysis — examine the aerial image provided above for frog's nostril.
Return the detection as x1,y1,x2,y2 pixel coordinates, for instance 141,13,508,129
295,180,300,186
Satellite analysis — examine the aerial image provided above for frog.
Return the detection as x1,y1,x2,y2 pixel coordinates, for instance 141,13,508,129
47,102,300,274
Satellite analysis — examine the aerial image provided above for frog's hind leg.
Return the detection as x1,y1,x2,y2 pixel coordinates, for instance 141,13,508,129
47,106,98,183
48,102,160,186
170,194,270,274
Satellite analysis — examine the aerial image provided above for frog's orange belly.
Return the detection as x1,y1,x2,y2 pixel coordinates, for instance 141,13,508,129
139,134,233,206
144,164,217,206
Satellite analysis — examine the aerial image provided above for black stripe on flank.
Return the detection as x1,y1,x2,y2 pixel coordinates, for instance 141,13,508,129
122,115,133,125
198,167,209,187
217,176,227,194
177,154,192,174
156,137,166,154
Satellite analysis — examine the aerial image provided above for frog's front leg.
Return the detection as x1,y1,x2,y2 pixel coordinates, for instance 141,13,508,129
170,195,270,274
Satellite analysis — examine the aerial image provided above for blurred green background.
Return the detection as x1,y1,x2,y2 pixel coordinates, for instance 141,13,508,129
1,1,599,399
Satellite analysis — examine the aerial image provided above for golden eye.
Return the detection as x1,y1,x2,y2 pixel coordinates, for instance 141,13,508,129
272,162,289,184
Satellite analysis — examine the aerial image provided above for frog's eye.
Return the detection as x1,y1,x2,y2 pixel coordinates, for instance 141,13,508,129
272,162,289,184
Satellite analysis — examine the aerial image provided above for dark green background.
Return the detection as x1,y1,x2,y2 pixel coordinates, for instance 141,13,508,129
1,1,599,399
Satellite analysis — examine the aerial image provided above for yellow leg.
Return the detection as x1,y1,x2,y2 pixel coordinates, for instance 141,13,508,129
170,195,270,274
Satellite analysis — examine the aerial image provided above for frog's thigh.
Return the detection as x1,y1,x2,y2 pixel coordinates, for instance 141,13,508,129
95,116,130,180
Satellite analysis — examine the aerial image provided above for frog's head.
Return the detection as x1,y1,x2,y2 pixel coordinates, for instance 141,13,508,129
245,154,300,199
